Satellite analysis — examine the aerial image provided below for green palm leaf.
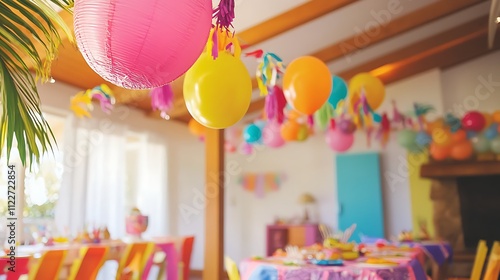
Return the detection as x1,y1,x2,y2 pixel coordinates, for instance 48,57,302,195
0,0,73,166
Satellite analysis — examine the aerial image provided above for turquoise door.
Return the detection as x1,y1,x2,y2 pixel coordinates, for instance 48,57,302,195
336,153,384,243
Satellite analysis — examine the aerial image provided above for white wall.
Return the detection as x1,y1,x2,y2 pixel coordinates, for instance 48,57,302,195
441,50,500,116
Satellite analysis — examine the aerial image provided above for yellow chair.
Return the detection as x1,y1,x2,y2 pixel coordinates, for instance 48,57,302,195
471,240,488,280
115,242,155,280
68,246,109,280
483,241,500,280
449,240,488,280
27,249,67,280
224,256,241,280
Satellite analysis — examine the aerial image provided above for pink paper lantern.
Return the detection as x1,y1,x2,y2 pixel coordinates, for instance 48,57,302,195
326,128,354,152
74,0,212,89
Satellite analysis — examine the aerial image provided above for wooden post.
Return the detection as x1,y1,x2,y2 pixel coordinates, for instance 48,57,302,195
203,128,225,279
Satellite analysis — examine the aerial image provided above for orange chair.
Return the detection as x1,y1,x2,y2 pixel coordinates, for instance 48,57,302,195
68,246,109,280
179,236,195,280
116,242,154,280
27,250,67,280
483,241,500,280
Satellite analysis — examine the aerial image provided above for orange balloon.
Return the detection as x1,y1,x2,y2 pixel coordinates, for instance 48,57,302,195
451,130,467,144
432,127,452,147
288,109,304,121
492,110,500,124
430,142,450,161
450,141,473,161
188,118,205,137
280,121,299,141
283,56,332,115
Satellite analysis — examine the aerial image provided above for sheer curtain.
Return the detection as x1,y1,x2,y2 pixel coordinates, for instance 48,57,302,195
55,115,171,239
127,135,169,237
55,115,127,238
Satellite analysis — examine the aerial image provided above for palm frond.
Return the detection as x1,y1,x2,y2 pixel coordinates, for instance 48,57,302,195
0,0,74,166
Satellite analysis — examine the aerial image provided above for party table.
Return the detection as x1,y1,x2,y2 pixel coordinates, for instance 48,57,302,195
241,247,429,280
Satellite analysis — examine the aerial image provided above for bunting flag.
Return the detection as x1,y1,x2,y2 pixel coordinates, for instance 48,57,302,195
239,173,286,198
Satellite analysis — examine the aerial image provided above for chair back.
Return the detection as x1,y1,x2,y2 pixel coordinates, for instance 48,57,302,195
470,240,488,280
483,241,500,280
1,256,30,280
180,236,194,280
116,242,154,280
28,250,67,280
224,256,241,280
68,246,109,280
141,236,195,280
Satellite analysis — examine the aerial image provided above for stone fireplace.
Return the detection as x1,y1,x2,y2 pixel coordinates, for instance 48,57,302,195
421,161,500,251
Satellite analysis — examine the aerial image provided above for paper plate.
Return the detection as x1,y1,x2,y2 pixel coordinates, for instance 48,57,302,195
310,259,344,266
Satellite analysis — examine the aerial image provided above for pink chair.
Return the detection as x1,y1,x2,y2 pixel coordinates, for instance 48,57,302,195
141,236,194,280
0,256,30,280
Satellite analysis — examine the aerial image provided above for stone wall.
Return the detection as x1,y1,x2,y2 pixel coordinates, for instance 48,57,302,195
430,179,465,251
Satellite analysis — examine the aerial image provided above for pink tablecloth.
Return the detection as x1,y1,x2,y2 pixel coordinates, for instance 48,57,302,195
240,248,428,280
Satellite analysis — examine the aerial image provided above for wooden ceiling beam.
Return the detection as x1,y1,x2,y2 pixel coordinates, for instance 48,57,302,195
312,0,486,63
237,0,358,47
339,16,489,81
371,28,498,85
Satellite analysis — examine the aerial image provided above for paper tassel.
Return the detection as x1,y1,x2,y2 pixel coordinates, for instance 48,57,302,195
70,91,92,118
264,86,287,124
246,50,285,95
209,27,241,60
150,84,174,114
314,103,334,131
213,0,235,31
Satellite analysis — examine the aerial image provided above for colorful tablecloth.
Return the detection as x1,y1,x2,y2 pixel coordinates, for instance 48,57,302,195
241,249,429,280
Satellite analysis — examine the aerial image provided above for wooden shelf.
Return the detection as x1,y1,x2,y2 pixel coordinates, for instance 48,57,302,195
420,160,500,179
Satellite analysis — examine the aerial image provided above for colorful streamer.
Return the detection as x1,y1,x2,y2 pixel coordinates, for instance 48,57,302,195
70,84,115,118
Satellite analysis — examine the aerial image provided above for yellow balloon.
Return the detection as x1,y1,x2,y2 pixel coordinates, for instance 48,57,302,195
425,117,445,134
184,52,252,129
349,73,385,110
432,127,452,147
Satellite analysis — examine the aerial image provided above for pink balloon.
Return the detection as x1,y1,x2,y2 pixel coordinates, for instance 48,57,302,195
239,142,253,155
461,111,486,132
263,122,285,148
74,0,212,89
325,128,354,152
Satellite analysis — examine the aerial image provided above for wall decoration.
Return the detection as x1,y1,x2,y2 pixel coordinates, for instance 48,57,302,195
239,173,286,198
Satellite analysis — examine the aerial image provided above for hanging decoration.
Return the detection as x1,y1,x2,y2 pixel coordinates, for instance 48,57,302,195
150,84,174,119
183,28,252,129
239,173,286,198
70,84,115,118
246,50,286,96
74,0,212,89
